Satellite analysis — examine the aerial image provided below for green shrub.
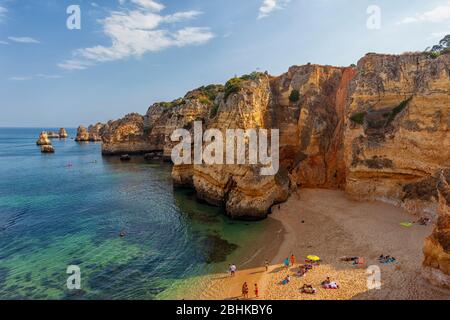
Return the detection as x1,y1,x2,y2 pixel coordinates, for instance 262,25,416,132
224,77,244,100
350,112,366,125
289,89,300,103
386,97,412,123
240,71,264,81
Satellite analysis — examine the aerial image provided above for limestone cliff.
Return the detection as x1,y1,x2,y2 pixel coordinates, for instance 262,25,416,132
344,53,449,216
423,170,450,288
82,50,449,282
101,85,223,156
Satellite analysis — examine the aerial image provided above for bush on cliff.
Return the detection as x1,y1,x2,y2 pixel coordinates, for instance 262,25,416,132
224,77,244,100
425,34,449,58
289,89,300,103
350,112,366,125
224,72,265,101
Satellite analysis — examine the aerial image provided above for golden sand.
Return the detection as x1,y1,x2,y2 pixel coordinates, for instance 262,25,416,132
186,189,450,300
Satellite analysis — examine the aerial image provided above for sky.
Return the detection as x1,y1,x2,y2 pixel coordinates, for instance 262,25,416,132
0,0,449,127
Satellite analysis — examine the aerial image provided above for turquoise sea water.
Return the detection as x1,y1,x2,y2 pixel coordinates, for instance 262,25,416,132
0,128,273,300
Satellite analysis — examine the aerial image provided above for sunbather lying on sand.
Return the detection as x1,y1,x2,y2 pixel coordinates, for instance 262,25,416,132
379,255,396,264
321,277,339,289
340,256,358,262
301,284,316,294
296,266,308,277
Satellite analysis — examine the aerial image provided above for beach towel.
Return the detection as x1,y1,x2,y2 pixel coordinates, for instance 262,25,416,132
400,222,413,227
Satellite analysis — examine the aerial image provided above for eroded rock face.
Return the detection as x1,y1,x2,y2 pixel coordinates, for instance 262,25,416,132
423,170,450,288
344,53,450,215
36,131,51,146
75,125,90,142
101,86,223,156
172,66,356,219
59,128,68,139
269,65,356,189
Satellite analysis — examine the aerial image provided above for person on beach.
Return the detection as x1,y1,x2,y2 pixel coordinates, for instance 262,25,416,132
254,284,259,298
265,260,269,272
242,282,249,299
230,264,237,277
290,254,296,266
284,257,289,269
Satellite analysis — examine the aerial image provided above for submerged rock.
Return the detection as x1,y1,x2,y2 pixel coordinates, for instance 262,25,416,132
120,154,131,161
40,145,55,153
36,132,51,146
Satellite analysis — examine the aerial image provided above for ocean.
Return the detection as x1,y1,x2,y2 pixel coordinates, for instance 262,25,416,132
0,128,277,300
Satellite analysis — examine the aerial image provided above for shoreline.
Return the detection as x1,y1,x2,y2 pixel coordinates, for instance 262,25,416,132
189,188,450,300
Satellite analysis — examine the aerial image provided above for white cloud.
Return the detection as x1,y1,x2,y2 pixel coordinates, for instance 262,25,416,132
8,36,40,44
0,40,8,45
0,6,7,21
400,3,450,24
258,0,290,19
57,59,94,71
59,1,213,70
130,0,165,12
10,74,62,81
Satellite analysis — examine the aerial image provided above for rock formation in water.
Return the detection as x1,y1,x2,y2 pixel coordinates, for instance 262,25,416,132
59,128,68,139
36,131,52,146
88,123,105,141
47,131,60,139
75,125,90,142
40,145,55,153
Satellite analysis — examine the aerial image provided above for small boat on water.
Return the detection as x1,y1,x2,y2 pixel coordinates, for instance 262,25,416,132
120,154,131,161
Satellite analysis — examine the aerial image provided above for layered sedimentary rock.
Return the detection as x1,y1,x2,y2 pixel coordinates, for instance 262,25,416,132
75,125,90,142
173,66,358,218
344,53,450,216
36,131,51,146
59,128,68,139
423,170,450,288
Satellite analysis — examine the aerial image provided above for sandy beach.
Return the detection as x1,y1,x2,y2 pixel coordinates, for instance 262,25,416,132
189,189,450,300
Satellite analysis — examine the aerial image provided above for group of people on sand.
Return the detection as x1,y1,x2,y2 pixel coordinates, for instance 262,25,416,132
241,282,259,299
278,254,340,295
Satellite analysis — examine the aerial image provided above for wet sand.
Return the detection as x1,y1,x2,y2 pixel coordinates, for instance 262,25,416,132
191,189,450,300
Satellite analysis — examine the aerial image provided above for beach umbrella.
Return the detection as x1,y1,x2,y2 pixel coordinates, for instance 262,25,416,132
307,255,320,261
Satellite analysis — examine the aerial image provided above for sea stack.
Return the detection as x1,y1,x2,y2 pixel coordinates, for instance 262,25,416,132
59,128,68,139
75,125,90,142
88,123,104,141
40,145,55,153
36,131,52,146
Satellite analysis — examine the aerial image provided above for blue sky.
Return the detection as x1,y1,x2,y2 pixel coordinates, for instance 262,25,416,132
0,0,449,127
